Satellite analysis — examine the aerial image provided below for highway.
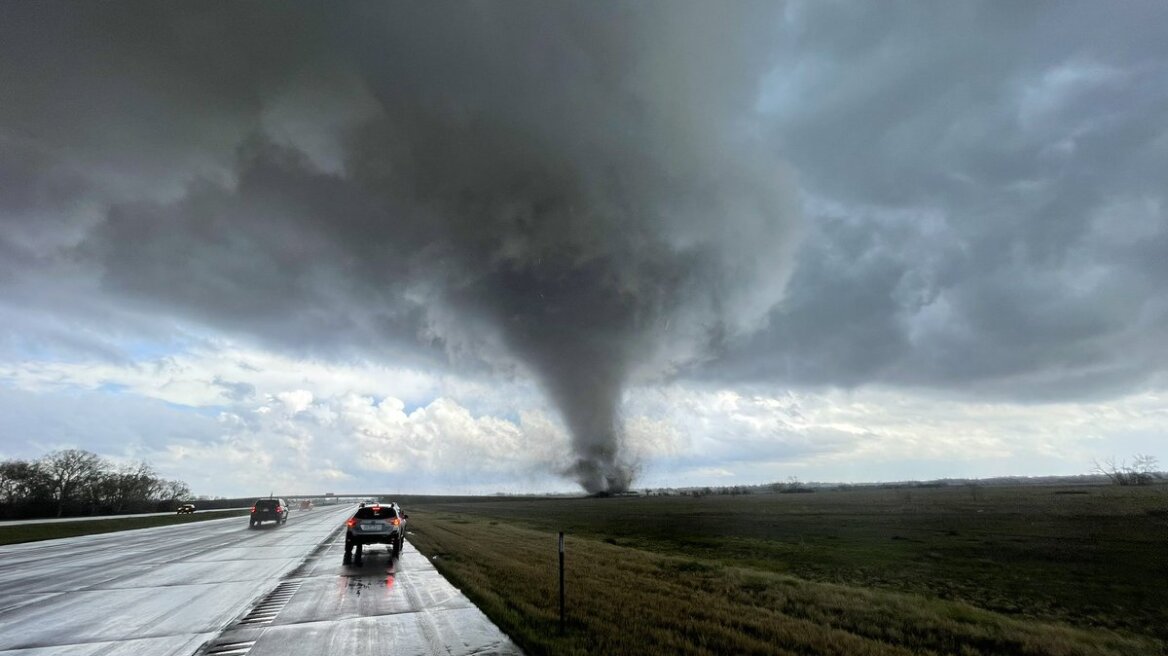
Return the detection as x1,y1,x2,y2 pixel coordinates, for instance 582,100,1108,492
0,507,250,527
0,504,520,656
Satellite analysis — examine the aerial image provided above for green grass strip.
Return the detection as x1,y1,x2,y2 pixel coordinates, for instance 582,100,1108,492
406,509,1164,656
0,510,252,545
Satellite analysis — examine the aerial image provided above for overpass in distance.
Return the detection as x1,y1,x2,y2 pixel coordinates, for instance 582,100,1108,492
281,494,390,503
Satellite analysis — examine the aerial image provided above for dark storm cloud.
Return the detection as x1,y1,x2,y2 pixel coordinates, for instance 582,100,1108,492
701,1,1168,400
0,2,799,492
5,1,1167,490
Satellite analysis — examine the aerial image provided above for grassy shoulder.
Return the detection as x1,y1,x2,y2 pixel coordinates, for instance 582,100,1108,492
401,485,1168,639
407,509,1162,656
0,509,252,545
401,486,1167,655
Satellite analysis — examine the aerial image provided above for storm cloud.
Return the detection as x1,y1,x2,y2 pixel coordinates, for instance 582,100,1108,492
700,1,1168,401
2,2,800,492
2,2,1167,491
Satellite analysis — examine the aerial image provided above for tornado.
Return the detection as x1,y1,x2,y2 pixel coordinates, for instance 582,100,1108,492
338,4,802,492
56,2,801,493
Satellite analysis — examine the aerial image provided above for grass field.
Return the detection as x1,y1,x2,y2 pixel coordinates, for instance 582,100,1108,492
0,509,252,545
399,484,1167,655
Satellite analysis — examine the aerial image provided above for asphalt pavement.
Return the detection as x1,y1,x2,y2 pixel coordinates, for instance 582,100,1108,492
0,504,521,656
0,507,251,527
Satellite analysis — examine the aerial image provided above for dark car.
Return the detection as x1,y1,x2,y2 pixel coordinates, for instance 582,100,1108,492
343,502,407,565
176,503,196,514
249,498,288,528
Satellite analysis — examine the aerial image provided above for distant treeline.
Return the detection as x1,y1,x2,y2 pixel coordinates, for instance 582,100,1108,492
0,449,192,520
633,472,1165,499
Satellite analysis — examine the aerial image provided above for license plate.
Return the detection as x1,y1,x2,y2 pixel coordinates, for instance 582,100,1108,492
361,522,384,531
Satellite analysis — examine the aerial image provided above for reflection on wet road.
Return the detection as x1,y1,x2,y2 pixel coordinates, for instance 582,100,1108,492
207,538,521,656
0,506,520,656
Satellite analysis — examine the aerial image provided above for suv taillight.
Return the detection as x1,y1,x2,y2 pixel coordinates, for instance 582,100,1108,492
276,506,283,513
346,518,357,527
391,517,400,526
250,506,256,513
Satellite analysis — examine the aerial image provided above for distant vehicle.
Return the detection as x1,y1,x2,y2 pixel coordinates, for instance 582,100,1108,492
343,502,407,565
249,498,288,528
176,503,196,514
299,499,313,511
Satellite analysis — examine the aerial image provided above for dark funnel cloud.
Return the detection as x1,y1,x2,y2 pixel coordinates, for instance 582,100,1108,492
0,3,801,492
339,3,802,492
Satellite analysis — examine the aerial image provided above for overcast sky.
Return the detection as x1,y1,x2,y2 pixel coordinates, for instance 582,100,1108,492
1,2,1165,497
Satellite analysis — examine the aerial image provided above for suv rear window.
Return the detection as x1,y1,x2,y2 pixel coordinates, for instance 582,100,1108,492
354,506,397,520
255,499,280,509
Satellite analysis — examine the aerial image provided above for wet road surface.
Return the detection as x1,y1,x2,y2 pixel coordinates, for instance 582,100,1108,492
0,508,251,527
205,536,521,656
0,505,520,656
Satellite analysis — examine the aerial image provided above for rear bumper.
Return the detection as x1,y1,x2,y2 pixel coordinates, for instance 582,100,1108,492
346,530,403,545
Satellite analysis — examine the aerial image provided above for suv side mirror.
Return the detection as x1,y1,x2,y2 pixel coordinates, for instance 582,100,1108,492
403,514,409,519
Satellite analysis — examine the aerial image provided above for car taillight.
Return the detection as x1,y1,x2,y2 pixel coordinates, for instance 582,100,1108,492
391,517,400,526
346,518,357,527
276,506,283,513
250,506,256,513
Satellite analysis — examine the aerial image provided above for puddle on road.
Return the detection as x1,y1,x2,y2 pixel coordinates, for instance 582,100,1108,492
339,558,399,597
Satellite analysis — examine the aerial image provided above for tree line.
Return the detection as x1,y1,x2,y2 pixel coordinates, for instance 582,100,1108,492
0,449,191,520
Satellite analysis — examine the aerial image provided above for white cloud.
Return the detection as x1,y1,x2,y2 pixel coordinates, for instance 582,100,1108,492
624,385,1168,486
0,343,442,408
275,389,315,415
2,345,1168,492
2,338,1166,495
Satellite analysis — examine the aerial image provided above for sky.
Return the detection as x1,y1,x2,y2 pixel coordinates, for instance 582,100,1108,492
1,2,1166,497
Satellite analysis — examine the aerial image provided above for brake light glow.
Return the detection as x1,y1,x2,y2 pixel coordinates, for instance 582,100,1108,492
276,506,283,513
391,517,400,526
250,506,256,513
346,518,357,527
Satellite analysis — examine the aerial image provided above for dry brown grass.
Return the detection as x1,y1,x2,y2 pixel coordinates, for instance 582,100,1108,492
407,509,1162,656
400,485,1168,637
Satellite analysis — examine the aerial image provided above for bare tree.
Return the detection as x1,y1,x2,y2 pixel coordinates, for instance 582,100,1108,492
101,462,159,513
157,479,192,502
1093,454,1160,486
1,452,191,518
1132,454,1160,482
0,460,48,505
38,449,106,516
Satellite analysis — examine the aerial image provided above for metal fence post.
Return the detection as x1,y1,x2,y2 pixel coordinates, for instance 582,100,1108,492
558,531,565,635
